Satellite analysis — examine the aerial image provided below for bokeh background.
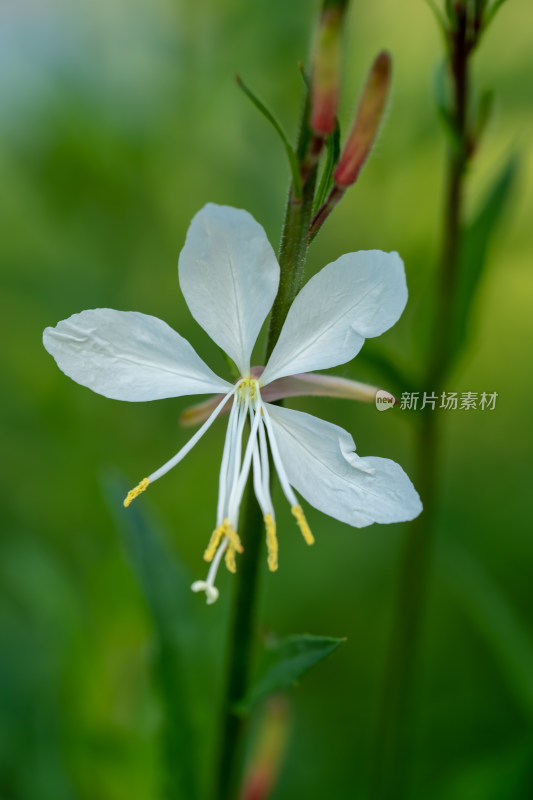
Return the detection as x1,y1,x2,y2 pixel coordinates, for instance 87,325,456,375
1,0,532,798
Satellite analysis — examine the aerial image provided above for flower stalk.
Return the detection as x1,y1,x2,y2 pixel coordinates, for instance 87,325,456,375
371,3,485,797
212,93,318,800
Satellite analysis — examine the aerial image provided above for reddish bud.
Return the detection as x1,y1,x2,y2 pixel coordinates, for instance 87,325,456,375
240,697,290,800
334,51,392,188
310,0,349,137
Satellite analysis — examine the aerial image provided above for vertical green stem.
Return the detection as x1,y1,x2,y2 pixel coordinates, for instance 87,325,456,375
371,6,472,798
266,173,318,355
212,103,317,800
371,411,439,800
212,494,266,800
429,4,470,387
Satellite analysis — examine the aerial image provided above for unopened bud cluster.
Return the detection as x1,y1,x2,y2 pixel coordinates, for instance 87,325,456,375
308,2,392,237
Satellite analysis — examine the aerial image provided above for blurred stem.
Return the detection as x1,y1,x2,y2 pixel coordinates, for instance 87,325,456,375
371,412,439,799
429,1,470,387
372,6,474,799
212,98,317,800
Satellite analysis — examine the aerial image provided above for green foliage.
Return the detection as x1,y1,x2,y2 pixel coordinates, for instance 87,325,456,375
482,0,510,35
425,0,450,47
312,122,341,215
104,475,202,800
440,540,533,719
237,634,345,713
474,88,494,146
0,537,79,800
450,157,517,363
434,61,463,155
1,1,531,797
236,76,303,199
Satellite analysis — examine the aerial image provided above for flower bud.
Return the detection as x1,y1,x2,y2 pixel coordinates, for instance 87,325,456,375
310,0,349,137
334,50,391,188
240,696,290,800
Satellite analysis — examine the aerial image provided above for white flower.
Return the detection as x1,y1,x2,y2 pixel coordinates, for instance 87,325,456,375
43,204,421,603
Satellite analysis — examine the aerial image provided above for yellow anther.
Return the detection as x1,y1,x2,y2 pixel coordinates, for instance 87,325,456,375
291,505,315,545
224,522,243,573
265,513,278,572
225,545,237,573
123,477,150,508
225,522,244,554
204,519,243,571
203,522,226,562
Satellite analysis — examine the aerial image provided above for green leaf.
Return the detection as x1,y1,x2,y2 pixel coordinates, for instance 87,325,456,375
439,540,533,718
474,0,489,20
434,62,462,156
313,121,341,215
425,0,450,47
298,61,310,88
474,88,494,146
236,75,303,199
449,156,517,362
444,0,455,25
103,474,202,800
237,634,345,713
482,0,509,35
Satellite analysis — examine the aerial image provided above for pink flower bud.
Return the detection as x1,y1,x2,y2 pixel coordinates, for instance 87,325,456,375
334,51,391,188
240,697,290,800
310,0,349,137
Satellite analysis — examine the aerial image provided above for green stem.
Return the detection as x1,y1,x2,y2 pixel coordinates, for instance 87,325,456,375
371,6,473,799
428,3,470,388
370,411,439,800
212,493,265,800
266,172,318,355
212,102,317,800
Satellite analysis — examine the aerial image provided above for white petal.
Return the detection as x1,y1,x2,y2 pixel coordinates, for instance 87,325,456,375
178,204,280,374
266,404,422,526
261,250,407,384
43,309,232,401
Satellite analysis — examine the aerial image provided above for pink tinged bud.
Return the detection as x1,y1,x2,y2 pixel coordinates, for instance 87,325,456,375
180,393,233,428
179,368,392,428
261,372,388,404
240,696,290,800
334,50,392,188
310,1,348,137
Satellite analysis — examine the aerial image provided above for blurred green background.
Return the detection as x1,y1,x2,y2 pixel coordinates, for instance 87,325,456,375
1,0,532,798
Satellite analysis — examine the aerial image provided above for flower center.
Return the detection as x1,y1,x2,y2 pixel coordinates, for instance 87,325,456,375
236,376,260,403
123,374,315,605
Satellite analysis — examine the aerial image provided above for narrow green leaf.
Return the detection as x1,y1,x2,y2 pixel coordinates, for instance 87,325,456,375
103,474,202,800
474,88,494,146
313,121,341,215
474,0,489,20
237,634,345,713
449,156,516,362
236,75,302,199
425,0,450,47
445,0,455,25
482,0,509,34
439,540,533,718
298,62,310,88
434,62,463,156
